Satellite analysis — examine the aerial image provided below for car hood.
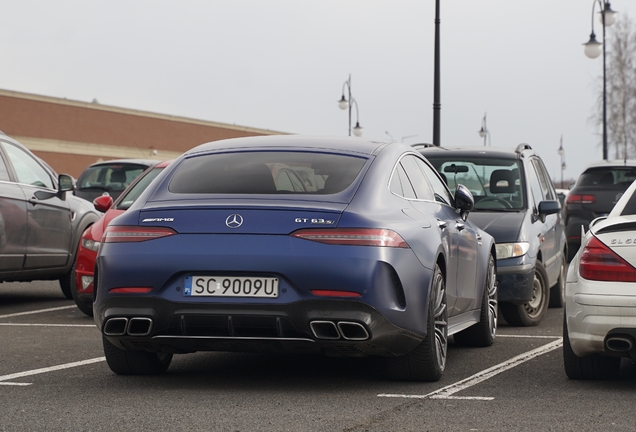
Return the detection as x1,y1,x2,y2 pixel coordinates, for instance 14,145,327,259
467,211,525,243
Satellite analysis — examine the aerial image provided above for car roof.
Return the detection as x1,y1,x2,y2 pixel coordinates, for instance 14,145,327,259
86,159,158,168
416,144,533,160
187,135,392,156
582,160,636,170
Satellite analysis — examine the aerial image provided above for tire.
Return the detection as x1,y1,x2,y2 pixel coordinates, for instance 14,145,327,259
500,261,549,327
70,260,93,317
103,335,172,375
385,264,447,382
454,254,497,347
59,271,73,299
549,254,566,308
563,312,620,380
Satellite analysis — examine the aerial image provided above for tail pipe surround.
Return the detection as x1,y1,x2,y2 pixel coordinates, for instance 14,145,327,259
310,320,369,341
605,336,634,352
103,317,153,337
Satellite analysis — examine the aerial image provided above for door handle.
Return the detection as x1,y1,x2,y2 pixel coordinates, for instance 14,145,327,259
437,220,447,230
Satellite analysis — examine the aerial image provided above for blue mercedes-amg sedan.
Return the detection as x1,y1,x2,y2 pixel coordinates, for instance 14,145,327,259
94,135,497,382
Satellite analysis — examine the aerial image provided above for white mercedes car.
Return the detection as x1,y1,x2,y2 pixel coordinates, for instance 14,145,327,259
563,179,636,379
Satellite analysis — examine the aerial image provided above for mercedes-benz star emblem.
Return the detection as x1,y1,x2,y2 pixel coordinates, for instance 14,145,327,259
225,214,244,229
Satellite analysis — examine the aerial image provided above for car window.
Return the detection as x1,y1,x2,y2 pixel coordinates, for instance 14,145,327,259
116,167,165,210
400,155,434,201
526,162,543,210
2,141,54,189
531,158,555,201
426,155,525,211
78,163,149,192
416,157,453,206
168,151,367,195
577,167,636,188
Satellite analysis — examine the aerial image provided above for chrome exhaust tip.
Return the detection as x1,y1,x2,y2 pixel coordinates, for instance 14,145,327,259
606,336,634,352
337,321,369,341
103,317,128,336
310,321,340,340
127,317,153,336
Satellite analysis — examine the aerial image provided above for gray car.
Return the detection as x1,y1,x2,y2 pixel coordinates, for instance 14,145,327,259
0,132,100,298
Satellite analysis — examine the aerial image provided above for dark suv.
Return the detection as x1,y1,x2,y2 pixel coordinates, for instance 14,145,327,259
0,131,100,298
419,144,566,326
564,161,636,261
75,159,157,203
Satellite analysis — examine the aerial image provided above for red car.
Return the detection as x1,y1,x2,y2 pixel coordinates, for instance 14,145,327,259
71,161,172,316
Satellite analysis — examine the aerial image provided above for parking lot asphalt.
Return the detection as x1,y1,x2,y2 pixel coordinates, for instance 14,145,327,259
2,280,636,431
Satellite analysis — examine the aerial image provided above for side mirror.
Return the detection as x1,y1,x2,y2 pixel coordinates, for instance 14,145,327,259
538,200,561,216
455,184,474,220
93,195,114,212
58,174,75,193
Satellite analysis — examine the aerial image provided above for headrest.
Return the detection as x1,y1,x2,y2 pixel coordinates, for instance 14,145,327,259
490,170,515,193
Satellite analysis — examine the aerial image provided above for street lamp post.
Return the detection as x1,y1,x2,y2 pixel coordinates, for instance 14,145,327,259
583,0,617,161
432,0,441,147
478,112,490,146
338,74,363,137
558,136,566,188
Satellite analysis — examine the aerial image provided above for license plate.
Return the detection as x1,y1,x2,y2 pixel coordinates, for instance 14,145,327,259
184,276,279,298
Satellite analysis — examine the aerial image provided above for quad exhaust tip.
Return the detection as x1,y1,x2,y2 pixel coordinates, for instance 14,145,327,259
103,317,153,337
310,320,369,341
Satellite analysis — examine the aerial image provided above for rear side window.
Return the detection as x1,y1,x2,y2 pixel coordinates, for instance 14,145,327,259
168,151,367,194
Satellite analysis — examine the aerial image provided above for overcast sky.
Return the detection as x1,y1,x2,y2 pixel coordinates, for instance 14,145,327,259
1,0,634,183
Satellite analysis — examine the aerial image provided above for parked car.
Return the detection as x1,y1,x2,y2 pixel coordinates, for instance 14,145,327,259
74,159,157,203
94,135,497,381
419,144,566,327
564,160,636,261
71,160,172,316
563,178,636,379
555,188,569,206
0,131,100,298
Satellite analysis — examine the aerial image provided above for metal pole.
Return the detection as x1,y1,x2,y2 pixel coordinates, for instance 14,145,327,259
432,0,441,147
602,3,608,160
347,74,352,136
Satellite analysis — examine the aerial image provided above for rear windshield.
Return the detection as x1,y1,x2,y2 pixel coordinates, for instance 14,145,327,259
577,167,636,188
426,156,525,210
78,163,149,192
168,151,367,194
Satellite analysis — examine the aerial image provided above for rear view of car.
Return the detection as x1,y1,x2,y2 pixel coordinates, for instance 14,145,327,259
75,159,156,203
564,179,636,379
565,161,636,261
94,135,497,381
71,161,172,316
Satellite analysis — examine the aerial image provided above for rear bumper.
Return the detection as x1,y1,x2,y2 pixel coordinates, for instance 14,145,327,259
96,297,424,357
565,276,636,358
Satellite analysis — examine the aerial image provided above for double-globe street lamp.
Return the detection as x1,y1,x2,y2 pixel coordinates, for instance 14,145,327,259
583,0,618,161
478,112,490,146
338,74,363,137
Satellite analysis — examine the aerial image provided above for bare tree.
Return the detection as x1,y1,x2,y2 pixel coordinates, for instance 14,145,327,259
597,14,636,160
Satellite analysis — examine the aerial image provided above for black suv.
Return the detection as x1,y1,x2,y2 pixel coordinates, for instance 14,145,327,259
75,159,157,203
564,160,636,261
419,144,566,326
0,132,100,298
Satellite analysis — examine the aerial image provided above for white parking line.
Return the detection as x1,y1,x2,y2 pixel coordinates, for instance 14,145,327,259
378,338,563,401
0,323,96,328
0,357,106,386
0,305,76,319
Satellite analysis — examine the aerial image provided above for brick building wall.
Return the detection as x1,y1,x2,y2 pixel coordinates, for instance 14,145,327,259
0,89,285,177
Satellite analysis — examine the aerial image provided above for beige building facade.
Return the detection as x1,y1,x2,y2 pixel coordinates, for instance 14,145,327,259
0,89,284,178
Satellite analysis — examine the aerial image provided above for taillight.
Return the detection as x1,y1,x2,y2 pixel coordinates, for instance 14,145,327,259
291,228,409,248
102,226,176,243
567,194,596,205
109,287,153,293
579,235,636,282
